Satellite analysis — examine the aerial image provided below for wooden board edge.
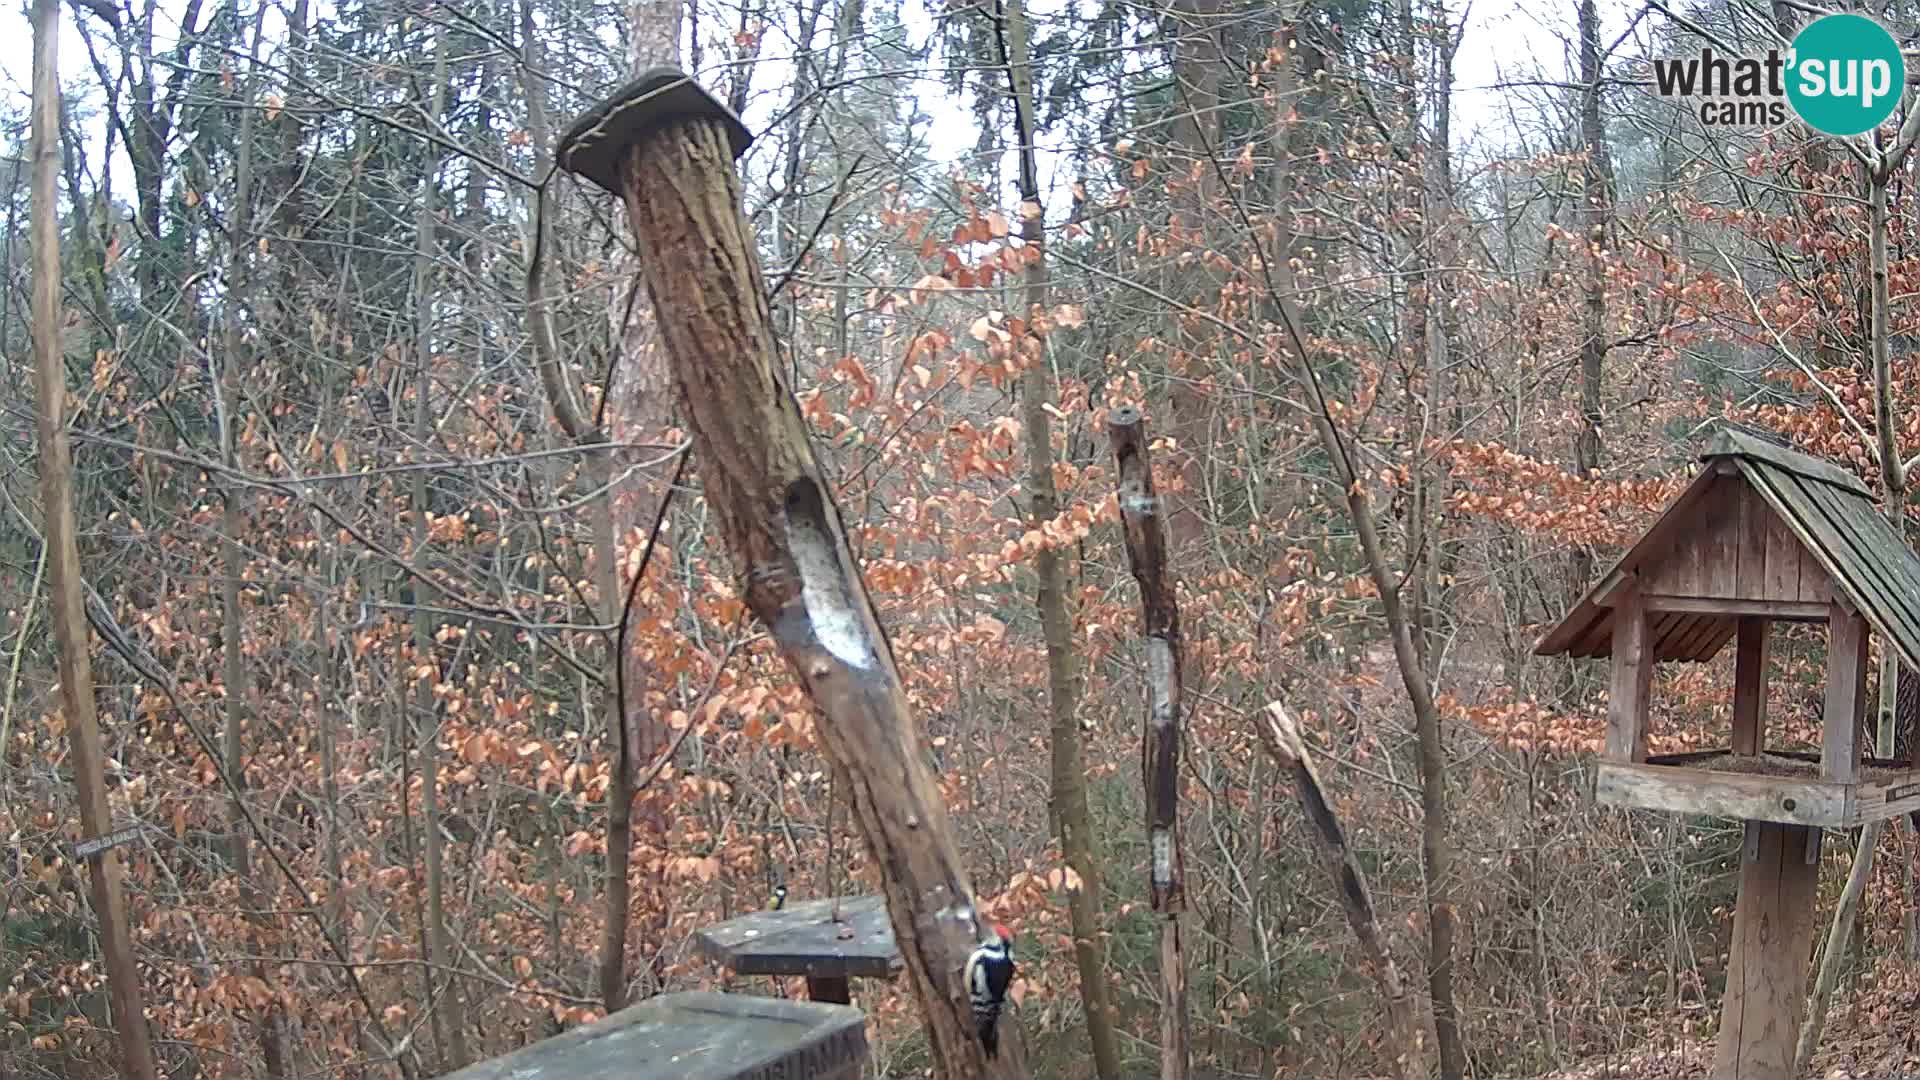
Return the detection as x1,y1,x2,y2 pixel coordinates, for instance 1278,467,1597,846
1593,762,1850,827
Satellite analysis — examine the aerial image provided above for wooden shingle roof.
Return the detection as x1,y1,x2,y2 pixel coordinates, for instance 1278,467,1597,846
1536,428,1920,672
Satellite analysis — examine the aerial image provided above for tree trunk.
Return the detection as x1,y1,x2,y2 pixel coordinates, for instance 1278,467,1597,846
410,28,470,1071
572,86,1031,1077
1802,157,1911,1060
520,0,671,1009
999,3,1122,1077
216,16,288,1073
1162,0,1223,553
1261,38,1462,1074
1571,0,1613,602
30,1,159,1073
1109,408,1189,1080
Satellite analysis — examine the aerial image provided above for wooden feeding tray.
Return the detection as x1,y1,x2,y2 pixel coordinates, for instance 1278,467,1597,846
1595,748,1920,828
695,894,902,1004
442,990,868,1080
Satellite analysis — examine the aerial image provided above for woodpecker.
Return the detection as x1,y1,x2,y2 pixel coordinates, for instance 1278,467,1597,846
964,923,1016,1058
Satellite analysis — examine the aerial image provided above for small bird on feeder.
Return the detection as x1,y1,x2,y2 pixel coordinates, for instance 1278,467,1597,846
769,884,788,911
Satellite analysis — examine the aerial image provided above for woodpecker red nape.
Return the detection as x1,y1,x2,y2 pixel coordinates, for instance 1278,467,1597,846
965,924,1016,1058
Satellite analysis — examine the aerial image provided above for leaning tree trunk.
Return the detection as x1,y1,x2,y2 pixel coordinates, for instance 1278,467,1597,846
1260,704,1425,1080
556,73,1032,1080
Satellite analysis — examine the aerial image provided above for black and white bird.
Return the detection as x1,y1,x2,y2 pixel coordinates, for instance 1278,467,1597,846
964,923,1016,1058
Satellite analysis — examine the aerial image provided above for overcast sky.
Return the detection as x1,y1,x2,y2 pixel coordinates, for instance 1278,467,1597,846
0,0,1636,207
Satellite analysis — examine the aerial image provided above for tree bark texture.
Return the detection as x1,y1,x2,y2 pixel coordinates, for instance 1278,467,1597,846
1109,407,1190,1080
1259,704,1424,1080
613,113,1030,1080
1001,1,1123,1075
30,0,160,1073
1161,0,1224,552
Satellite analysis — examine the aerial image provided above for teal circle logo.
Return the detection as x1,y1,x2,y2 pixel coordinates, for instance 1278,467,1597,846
1787,14,1905,136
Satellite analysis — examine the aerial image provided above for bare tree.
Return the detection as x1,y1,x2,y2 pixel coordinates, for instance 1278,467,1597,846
29,0,158,1073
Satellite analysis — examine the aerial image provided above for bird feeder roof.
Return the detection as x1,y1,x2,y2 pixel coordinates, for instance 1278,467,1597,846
1536,428,1920,672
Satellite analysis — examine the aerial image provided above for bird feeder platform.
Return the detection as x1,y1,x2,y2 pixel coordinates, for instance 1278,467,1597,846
695,894,903,1005
1538,427,1920,1080
441,991,868,1080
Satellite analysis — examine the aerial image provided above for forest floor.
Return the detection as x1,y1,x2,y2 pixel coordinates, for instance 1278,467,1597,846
1535,975,1920,1079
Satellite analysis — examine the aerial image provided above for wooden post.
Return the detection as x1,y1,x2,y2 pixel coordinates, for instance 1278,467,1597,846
1108,407,1189,1080
29,2,159,1076
1711,821,1820,1080
807,975,852,1004
1732,616,1768,756
1607,591,1653,762
556,70,1027,1079
1823,605,1868,783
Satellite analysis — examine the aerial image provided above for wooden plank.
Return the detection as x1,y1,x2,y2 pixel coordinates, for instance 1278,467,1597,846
1734,481,1773,599
1593,762,1849,826
1653,611,1700,660
807,976,852,1004
1808,480,1920,671
1607,592,1654,763
1750,467,1920,658
1674,612,1732,661
1645,478,1722,596
1823,604,1868,783
1732,617,1768,755
1702,479,1740,597
1795,544,1834,604
1761,502,1804,603
694,895,902,980
1710,822,1820,1080
1569,606,1617,659
442,991,869,1080
1710,429,1871,496
1791,476,1920,666
1642,596,1828,620
1801,479,1920,614
1690,620,1740,663
1850,770,1920,825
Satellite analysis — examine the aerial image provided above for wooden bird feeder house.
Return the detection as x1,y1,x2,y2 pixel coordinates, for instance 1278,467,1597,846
1538,427,1920,1080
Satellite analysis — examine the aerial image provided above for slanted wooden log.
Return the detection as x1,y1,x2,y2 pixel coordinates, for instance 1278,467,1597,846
1259,703,1424,1080
443,991,868,1080
556,69,1026,1079
1107,407,1189,1079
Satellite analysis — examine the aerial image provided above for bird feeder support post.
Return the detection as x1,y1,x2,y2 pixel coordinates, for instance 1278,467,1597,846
1607,589,1653,763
